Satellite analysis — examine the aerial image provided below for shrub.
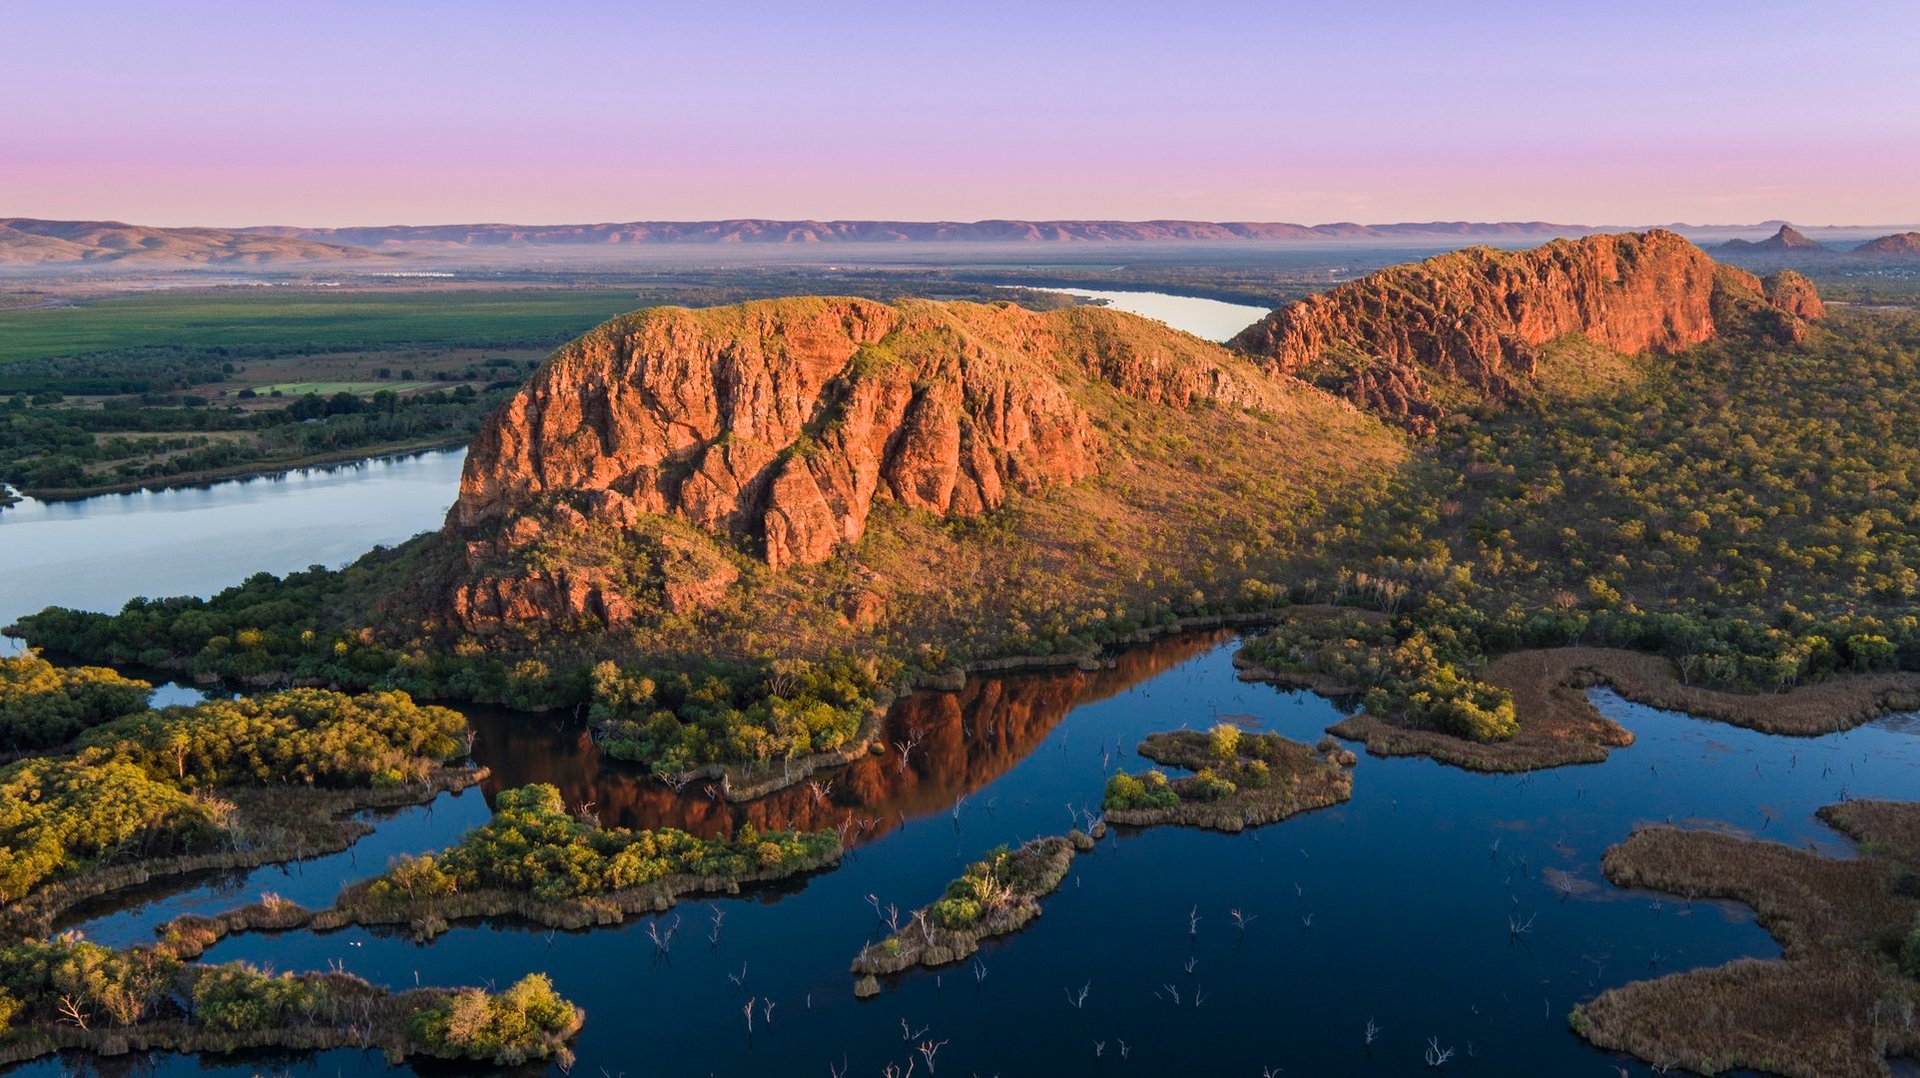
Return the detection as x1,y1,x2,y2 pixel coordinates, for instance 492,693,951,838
191,963,328,1031
1189,768,1237,802
931,896,982,929
1208,723,1241,762
1104,769,1180,811
409,973,578,1065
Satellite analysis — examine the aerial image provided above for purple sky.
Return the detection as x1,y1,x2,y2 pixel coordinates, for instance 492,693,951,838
6,1,1916,227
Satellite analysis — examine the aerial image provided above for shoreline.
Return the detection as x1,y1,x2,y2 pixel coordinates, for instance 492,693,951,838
4,438,467,505
6,765,486,940
1264,645,1920,775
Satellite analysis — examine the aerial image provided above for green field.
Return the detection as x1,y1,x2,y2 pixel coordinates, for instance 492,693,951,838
0,289,647,364
251,380,445,395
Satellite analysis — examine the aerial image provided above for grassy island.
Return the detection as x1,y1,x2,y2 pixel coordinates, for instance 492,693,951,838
162,783,842,943
1102,724,1353,832
0,687,474,936
1571,799,1920,1077
0,932,581,1067
851,832,1093,991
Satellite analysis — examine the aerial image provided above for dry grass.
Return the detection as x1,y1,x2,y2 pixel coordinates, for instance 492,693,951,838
1330,647,1920,774
1572,810,1920,1077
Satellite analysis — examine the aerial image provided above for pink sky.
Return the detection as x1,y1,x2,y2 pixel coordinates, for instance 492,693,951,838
5,1,1917,227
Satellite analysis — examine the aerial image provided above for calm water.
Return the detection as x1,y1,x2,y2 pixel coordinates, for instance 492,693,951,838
0,450,466,653
1045,287,1272,343
31,637,1920,1077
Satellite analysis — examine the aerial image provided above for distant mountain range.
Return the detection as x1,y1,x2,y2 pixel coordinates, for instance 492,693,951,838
5,216,1920,269
250,219,1613,248
1712,224,1920,262
0,218,372,267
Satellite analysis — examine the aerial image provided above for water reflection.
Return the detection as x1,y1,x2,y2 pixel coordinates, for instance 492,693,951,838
470,631,1233,842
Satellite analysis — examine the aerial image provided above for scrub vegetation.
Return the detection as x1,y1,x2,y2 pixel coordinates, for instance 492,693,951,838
0,932,581,1067
155,784,839,943
0,687,470,923
851,833,1090,986
0,650,150,752
1102,724,1353,831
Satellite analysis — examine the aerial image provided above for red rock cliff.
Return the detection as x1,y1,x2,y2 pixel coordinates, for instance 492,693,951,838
445,297,1276,630
1230,230,1820,432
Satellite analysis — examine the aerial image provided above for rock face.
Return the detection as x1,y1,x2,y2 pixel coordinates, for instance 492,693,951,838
1230,230,1820,431
446,298,1275,631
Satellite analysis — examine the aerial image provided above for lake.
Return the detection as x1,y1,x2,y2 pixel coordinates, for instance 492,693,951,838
1043,287,1272,342
30,634,1920,1076
0,450,467,653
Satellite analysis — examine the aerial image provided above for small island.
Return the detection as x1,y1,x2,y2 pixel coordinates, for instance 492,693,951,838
850,831,1094,995
161,783,842,944
1103,724,1353,832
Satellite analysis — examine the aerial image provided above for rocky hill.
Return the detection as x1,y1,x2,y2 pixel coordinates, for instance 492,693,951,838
0,218,371,267
1719,224,1828,254
443,297,1374,634
1229,230,1822,431
1851,231,1920,259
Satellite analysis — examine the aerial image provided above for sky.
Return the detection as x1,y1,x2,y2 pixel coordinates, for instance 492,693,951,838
4,0,1917,227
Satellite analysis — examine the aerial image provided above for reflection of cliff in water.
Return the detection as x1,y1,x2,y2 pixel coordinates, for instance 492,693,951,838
468,631,1233,843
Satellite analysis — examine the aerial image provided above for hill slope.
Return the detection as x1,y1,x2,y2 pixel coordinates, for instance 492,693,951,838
1851,231,1920,259
442,297,1399,639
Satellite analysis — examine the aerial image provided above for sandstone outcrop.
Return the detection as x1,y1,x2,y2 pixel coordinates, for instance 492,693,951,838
445,298,1279,631
1229,230,1821,431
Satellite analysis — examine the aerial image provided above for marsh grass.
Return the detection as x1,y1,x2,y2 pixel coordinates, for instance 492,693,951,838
1573,802,1920,1077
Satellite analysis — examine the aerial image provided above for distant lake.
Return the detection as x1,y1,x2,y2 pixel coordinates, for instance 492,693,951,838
1046,287,1272,342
